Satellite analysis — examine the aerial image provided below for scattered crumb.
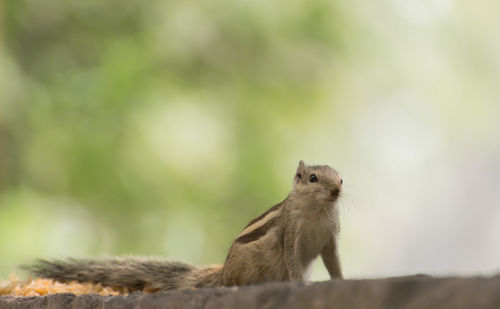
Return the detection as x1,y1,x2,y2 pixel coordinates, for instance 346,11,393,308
0,274,124,296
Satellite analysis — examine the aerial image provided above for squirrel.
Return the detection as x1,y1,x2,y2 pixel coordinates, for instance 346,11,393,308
23,160,344,291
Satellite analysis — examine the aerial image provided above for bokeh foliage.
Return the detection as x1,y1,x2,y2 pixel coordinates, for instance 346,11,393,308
0,0,356,277
2,0,500,279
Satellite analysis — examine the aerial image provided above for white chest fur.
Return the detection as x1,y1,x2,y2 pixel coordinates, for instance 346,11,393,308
296,207,338,267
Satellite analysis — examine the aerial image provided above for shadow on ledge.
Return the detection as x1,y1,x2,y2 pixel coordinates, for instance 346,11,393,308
1,275,500,309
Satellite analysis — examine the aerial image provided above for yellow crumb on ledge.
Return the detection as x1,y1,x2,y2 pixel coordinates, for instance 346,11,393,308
0,274,124,297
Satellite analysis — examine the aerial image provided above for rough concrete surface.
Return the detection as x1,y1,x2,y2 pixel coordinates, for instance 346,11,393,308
1,275,499,309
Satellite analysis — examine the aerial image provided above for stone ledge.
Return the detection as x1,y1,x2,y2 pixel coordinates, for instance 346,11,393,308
1,275,500,309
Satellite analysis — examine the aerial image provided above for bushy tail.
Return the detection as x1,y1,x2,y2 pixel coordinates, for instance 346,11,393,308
22,257,223,291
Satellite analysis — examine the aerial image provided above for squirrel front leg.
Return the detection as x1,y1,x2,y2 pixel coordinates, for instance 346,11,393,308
283,224,303,280
321,234,343,279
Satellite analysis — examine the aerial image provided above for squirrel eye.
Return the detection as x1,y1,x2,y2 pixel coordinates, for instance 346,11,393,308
309,174,318,183
296,173,302,179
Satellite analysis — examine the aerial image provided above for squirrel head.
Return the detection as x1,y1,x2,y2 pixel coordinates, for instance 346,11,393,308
292,160,343,204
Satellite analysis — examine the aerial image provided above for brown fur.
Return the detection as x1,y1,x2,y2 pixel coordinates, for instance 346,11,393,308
23,161,343,291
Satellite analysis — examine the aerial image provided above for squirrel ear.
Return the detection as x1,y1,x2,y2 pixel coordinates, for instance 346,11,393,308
295,160,306,182
297,160,306,173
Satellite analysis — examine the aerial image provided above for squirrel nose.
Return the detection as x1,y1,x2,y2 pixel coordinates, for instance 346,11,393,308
340,178,343,185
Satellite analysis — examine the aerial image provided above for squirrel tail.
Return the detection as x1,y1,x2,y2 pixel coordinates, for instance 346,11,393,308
22,257,223,291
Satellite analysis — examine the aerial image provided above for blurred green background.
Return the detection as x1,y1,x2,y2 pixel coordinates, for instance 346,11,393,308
0,0,499,280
